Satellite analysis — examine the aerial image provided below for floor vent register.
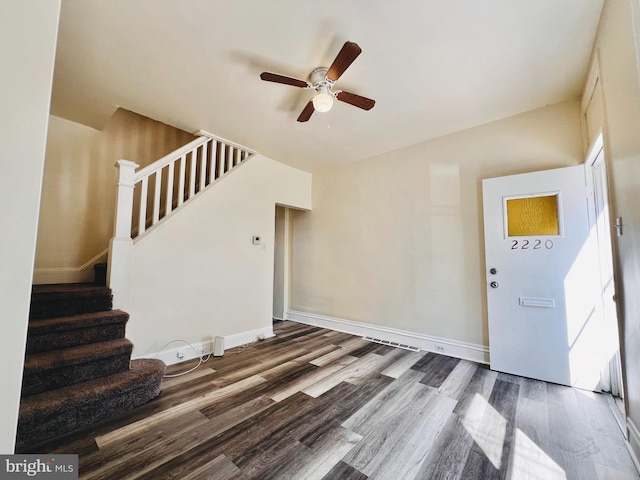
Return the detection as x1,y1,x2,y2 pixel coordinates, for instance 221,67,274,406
362,336,420,352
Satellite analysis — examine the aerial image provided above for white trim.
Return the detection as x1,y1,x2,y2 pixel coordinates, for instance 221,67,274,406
581,51,602,155
33,248,109,284
287,310,490,365
137,339,214,366
581,52,601,114
282,208,290,319
195,130,258,156
627,417,640,475
224,325,275,350
272,207,291,322
585,132,605,167
135,325,275,366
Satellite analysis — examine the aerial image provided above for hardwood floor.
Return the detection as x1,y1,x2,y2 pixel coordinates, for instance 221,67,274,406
27,321,639,480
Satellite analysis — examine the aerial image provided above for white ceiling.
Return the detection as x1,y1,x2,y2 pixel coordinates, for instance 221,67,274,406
51,0,604,172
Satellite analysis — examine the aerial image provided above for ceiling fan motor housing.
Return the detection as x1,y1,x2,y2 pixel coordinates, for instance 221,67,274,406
310,67,333,94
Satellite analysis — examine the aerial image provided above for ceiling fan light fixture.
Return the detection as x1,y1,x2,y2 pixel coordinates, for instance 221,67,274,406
260,42,374,122
312,91,334,113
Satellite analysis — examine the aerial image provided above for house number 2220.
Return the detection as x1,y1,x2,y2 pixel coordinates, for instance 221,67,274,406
511,239,553,250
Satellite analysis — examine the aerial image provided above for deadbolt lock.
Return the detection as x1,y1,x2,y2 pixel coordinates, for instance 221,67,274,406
490,281,499,288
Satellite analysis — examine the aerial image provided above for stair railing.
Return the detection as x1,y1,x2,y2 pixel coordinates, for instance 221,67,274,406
107,131,256,308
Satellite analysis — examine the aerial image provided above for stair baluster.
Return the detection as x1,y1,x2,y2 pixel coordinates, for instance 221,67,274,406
108,132,255,309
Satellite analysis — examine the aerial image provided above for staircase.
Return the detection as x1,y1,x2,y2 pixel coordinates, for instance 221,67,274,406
16,131,256,449
108,131,256,309
16,283,165,450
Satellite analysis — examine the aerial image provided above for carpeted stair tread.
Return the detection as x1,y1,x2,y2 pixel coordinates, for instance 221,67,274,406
26,310,129,354
30,283,112,319
31,283,110,295
22,339,134,397
24,338,133,373
28,309,128,330
17,358,166,450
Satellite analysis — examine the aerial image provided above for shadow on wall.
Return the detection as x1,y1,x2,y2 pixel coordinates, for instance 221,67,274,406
34,109,195,280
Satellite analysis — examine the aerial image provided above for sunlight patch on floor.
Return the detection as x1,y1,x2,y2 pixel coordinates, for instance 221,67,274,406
508,428,566,480
463,393,567,478
463,393,506,469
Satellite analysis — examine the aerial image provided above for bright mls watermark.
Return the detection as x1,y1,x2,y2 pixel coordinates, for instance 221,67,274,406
0,455,77,479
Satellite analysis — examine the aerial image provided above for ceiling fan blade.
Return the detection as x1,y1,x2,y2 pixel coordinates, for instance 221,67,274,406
326,41,362,82
336,91,375,111
260,72,310,88
297,101,315,122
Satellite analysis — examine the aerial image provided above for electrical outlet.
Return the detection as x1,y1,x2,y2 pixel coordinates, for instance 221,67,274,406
434,344,445,353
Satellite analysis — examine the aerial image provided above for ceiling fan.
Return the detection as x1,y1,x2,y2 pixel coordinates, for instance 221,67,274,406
260,41,375,122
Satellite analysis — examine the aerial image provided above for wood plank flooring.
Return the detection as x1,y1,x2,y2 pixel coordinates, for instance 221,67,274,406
25,321,639,480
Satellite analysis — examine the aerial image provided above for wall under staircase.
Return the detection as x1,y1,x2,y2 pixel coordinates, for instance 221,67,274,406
124,154,311,361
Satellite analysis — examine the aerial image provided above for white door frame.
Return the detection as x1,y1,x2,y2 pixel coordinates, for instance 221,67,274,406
584,134,625,399
273,206,291,321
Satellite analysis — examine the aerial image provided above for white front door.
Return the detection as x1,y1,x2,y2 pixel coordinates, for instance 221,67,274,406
482,165,604,390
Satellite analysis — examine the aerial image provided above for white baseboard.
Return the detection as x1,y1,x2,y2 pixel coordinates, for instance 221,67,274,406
139,339,214,366
286,310,489,365
135,325,275,366
33,248,108,285
627,417,640,475
224,326,275,351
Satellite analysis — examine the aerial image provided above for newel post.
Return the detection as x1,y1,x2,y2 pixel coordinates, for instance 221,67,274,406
107,160,139,309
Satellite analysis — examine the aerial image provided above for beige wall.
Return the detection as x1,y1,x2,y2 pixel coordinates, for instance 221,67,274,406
35,109,195,283
127,155,311,358
290,99,583,348
593,0,640,457
0,0,60,453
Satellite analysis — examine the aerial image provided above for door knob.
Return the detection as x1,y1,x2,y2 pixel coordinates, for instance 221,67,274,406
490,281,499,288
489,268,497,275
